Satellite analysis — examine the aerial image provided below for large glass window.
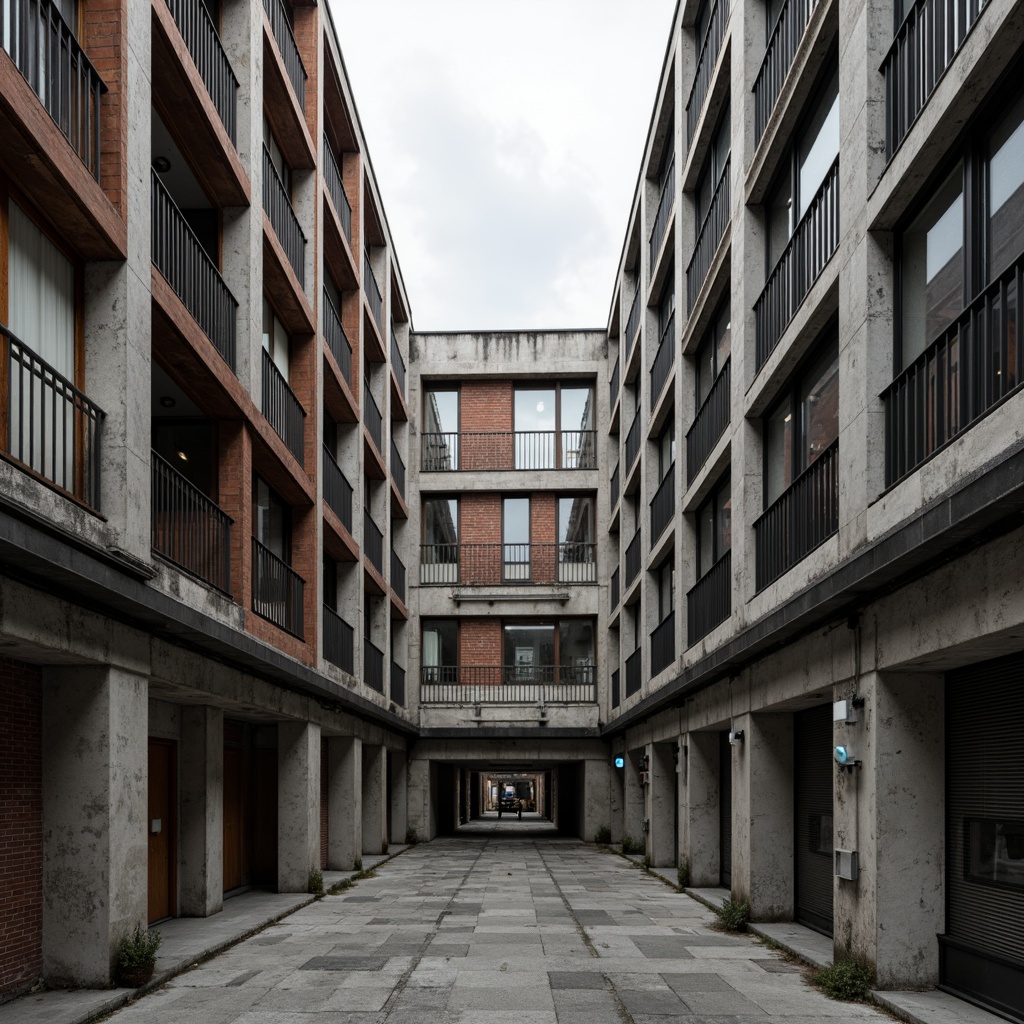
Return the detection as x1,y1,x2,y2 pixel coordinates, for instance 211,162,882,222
262,296,290,378
696,107,730,227
697,476,731,579
263,118,291,196
658,558,675,621
558,495,595,581
421,498,458,583
252,475,290,562
423,387,458,469
422,620,458,683
988,94,1024,281
658,421,675,480
504,624,555,681
514,383,594,468
503,497,530,580
559,621,594,683
658,277,675,341
696,298,731,407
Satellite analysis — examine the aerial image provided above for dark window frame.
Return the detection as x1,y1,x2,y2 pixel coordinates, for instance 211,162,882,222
695,472,731,579
695,295,731,408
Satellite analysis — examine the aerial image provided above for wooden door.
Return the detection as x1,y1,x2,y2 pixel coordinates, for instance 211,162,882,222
147,738,177,923
223,742,243,892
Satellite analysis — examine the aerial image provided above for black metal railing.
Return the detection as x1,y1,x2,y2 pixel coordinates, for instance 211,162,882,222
364,251,384,334
883,248,1024,485
686,0,728,142
263,0,306,109
611,668,621,709
625,528,642,587
651,611,676,677
610,461,620,510
151,450,231,593
651,468,675,540
3,325,104,508
391,548,406,602
625,288,641,356
418,542,597,585
611,566,620,611
323,604,354,674
165,0,237,145
390,438,405,500
364,511,384,575
263,144,305,286
687,550,731,644
0,0,105,179
262,348,304,465
625,408,642,474
251,536,304,638
364,638,384,692
610,355,620,410
754,0,818,144
322,443,353,532
151,171,237,369
754,438,838,590
651,313,676,404
884,0,986,157
322,135,351,243
649,157,676,270
390,327,406,400
323,290,352,388
419,665,596,703
686,358,730,485
391,661,405,706
625,648,642,697
418,430,597,471
364,386,383,455
755,156,839,370
687,158,730,311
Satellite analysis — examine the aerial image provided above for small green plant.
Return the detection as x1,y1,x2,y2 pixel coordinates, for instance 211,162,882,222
643,853,652,869
115,923,161,971
329,877,353,893
714,898,751,933
353,857,363,871
621,834,645,855
812,957,874,1001
594,825,611,845
677,859,690,889
308,868,324,896
381,840,389,856
404,826,420,846
352,868,377,881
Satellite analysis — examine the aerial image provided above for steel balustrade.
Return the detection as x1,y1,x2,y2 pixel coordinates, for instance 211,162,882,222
686,358,731,485
322,443,353,532
364,637,384,692
262,348,304,465
391,547,406,602
611,669,621,709
687,550,731,644
262,0,306,108
418,430,597,471
364,387,383,455
625,409,642,474
650,467,675,541
650,610,676,677
651,313,676,405
625,288,642,357
323,289,352,388
322,604,354,673
262,144,306,286
364,511,384,575
390,327,406,399
418,542,597,585
686,158,730,312
390,438,405,500
625,648,642,697
686,0,728,142
649,157,676,271
625,528,642,587
610,461,620,511
363,251,384,333
754,0,818,144
609,355,620,411
390,662,406,706
251,536,304,638
611,566,620,611
322,134,351,242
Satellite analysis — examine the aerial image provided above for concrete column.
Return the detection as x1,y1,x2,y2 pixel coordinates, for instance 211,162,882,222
648,742,676,867
610,762,624,843
733,713,794,919
179,706,224,917
327,736,361,869
581,758,611,842
362,744,386,855
278,722,320,893
623,749,644,848
837,672,945,987
685,731,721,887
407,756,431,840
41,665,148,987
389,751,408,844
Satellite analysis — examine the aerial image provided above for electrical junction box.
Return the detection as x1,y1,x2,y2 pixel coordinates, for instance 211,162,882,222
833,699,857,724
641,818,650,833
835,850,859,881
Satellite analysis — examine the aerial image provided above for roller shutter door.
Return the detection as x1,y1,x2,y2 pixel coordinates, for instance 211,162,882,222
794,704,834,935
719,731,732,888
943,654,1024,1022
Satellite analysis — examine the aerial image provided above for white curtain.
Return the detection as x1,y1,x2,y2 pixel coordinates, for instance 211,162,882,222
423,630,440,682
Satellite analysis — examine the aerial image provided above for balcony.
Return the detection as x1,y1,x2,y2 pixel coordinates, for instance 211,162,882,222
624,288,641,357
419,542,597,586
1,0,105,179
391,548,406,602
754,438,838,590
687,158,730,312
651,312,675,405
263,0,306,109
649,157,676,271
686,358,730,486
364,387,383,455
754,0,818,144
2,325,104,509
625,528,642,588
755,157,839,370
251,536,304,638
686,0,727,142
151,171,237,369
323,289,352,389
151,450,231,593
419,429,597,472
611,669,620,709
390,327,406,400
322,604,353,674
263,144,305,287
322,135,351,243
651,611,675,677
165,0,238,145
687,550,731,645
390,438,405,501
391,661,406,706
364,251,384,335
610,461,620,510
883,248,1024,485
261,349,304,464
651,468,675,541
364,511,384,576
322,444,353,532
609,355,620,411
611,566,620,611
419,665,596,704
884,0,986,157
364,638,384,692
625,647,642,698
624,408,642,475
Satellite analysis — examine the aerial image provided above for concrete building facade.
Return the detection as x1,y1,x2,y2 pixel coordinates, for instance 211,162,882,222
1,0,1023,1019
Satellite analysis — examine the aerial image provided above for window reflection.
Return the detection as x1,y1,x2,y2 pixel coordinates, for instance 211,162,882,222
966,819,1024,890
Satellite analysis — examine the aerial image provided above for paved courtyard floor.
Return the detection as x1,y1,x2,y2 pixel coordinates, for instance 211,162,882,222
99,836,890,1024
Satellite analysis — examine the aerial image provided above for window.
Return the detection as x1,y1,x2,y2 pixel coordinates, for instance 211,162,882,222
658,420,675,481
696,298,731,408
423,386,458,470
501,621,594,684
558,495,595,581
696,106,730,229
263,118,291,195
262,296,290,378
658,558,675,621
514,383,594,468
503,497,530,580
422,620,458,683
697,476,731,579
252,475,290,562
421,498,458,583
658,277,675,342
764,331,839,506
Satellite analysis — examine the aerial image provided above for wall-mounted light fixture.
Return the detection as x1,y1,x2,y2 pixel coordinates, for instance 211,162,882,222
834,745,861,770
153,156,171,173
833,696,865,725
613,755,625,769
728,729,744,745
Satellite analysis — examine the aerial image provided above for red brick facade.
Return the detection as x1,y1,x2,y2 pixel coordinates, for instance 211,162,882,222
458,620,502,677
0,658,42,997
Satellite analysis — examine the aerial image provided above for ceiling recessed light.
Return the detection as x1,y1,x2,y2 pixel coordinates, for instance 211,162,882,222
177,451,189,462
159,396,176,408
153,156,171,173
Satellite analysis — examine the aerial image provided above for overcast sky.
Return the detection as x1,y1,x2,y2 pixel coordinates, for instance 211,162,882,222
328,0,677,332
